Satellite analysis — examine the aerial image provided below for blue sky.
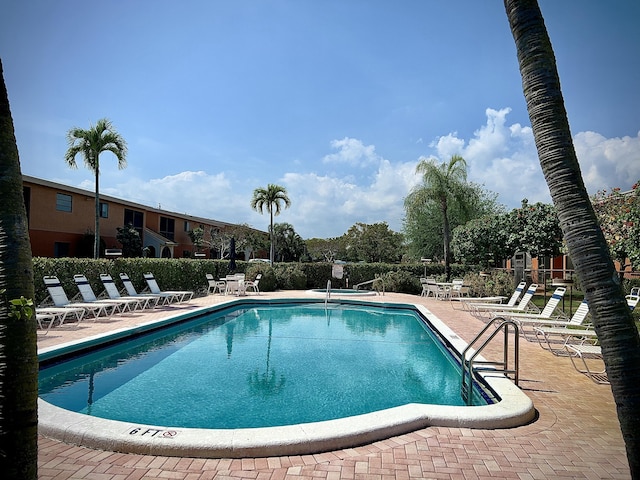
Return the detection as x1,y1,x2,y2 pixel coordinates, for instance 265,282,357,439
1,1,639,239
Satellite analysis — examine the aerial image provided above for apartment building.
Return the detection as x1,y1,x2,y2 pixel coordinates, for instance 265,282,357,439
22,175,261,259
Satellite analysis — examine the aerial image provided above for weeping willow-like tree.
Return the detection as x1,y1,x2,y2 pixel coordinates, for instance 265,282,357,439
504,0,640,475
406,155,476,280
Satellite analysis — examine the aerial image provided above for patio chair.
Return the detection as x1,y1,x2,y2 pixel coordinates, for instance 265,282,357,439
100,274,158,309
456,281,527,310
143,272,194,303
434,281,451,300
449,279,470,300
419,277,428,297
206,274,226,295
565,344,609,384
73,274,135,314
119,273,174,306
469,283,539,318
420,278,435,297
224,274,246,296
244,274,262,294
42,276,115,319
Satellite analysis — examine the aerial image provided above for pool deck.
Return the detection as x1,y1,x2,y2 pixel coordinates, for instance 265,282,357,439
37,291,630,479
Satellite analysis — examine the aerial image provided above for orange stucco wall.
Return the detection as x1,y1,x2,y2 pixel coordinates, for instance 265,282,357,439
23,176,260,259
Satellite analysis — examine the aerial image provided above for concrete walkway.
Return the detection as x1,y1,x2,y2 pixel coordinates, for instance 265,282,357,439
37,291,630,479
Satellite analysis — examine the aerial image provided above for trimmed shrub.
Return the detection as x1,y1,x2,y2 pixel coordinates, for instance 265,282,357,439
374,269,422,295
463,270,516,297
244,264,277,292
32,257,480,304
275,264,307,290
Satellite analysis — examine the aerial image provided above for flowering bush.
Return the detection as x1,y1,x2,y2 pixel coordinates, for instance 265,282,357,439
592,182,640,271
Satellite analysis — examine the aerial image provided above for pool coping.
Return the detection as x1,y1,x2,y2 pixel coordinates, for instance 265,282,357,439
38,298,536,458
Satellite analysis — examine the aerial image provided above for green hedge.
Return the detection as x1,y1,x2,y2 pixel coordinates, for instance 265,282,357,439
32,257,486,304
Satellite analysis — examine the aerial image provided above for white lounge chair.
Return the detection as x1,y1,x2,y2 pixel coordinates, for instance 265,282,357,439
469,283,539,318
42,276,115,319
100,274,158,310
493,287,568,338
533,300,594,354
35,307,85,335
453,281,527,311
143,272,194,303
626,294,639,311
35,307,85,334
73,274,135,313
565,344,609,384
119,273,173,306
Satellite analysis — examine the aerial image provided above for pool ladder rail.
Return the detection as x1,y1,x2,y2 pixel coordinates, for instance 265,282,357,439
461,317,520,405
325,280,331,306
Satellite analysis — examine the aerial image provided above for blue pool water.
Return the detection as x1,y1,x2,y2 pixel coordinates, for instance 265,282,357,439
307,288,377,296
39,302,489,429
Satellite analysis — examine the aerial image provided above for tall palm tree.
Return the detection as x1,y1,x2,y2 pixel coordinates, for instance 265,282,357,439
64,118,127,259
0,58,38,479
407,155,473,280
504,0,640,475
250,184,291,265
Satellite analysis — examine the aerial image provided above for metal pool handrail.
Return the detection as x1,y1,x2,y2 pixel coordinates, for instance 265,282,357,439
461,317,520,405
325,280,331,306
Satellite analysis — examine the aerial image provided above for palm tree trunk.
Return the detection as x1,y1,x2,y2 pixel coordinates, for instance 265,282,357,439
269,208,274,265
441,197,451,281
0,58,38,480
505,0,640,475
94,164,100,259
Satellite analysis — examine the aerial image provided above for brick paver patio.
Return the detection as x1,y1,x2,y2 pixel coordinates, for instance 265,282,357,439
36,291,630,479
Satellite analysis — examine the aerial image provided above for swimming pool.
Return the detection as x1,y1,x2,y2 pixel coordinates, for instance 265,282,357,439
40,303,488,429
38,297,535,457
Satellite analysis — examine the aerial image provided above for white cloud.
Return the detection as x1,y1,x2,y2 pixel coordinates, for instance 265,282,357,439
574,130,640,193
69,111,640,240
322,137,379,167
104,171,252,225
426,109,640,210
429,107,549,209
280,156,418,238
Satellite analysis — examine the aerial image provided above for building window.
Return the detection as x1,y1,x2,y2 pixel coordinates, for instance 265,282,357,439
184,220,190,232
99,202,109,218
160,217,175,241
54,242,70,257
56,193,72,212
124,209,144,237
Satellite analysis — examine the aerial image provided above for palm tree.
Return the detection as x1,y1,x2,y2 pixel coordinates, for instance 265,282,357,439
407,155,474,280
0,58,38,479
504,0,640,475
64,118,127,259
250,184,291,265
